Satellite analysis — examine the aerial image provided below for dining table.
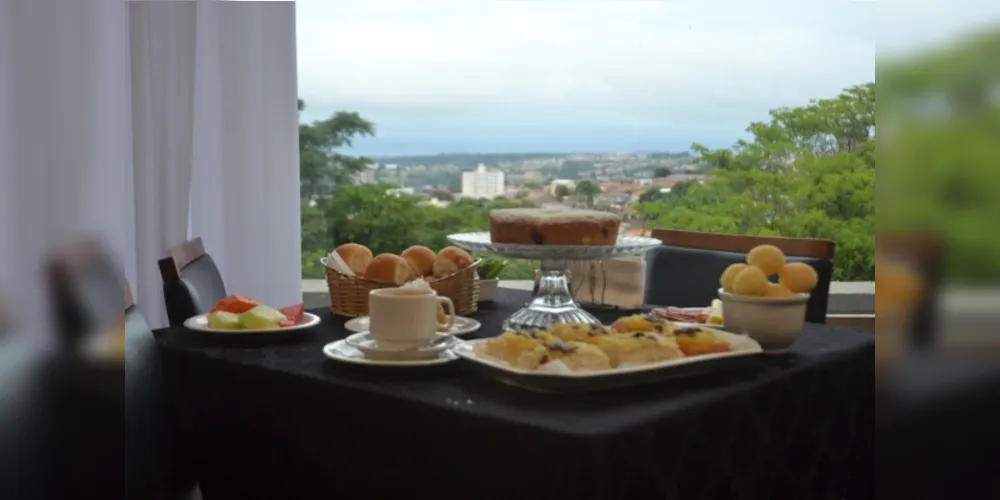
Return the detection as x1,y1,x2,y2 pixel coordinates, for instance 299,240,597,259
154,288,874,500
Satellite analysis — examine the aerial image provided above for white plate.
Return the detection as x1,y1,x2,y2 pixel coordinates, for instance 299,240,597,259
453,329,761,391
183,312,321,334
323,340,458,367
344,332,454,361
344,316,481,336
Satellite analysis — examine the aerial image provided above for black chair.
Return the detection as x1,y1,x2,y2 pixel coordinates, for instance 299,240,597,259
158,237,227,327
46,239,127,349
124,279,201,499
646,229,836,324
39,242,201,499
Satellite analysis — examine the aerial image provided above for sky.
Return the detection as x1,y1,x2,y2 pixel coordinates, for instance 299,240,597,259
294,0,997,156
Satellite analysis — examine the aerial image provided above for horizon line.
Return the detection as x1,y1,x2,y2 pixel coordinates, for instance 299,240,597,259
361,150,696,159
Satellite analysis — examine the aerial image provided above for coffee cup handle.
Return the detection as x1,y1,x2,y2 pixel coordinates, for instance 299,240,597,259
438,297,456,330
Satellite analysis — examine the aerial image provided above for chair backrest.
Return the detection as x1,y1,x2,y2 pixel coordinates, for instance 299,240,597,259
46,239,127,349
652,229,836,259
646,229,836,324
158,237,227,326
123,276,200,499
877,233,943,346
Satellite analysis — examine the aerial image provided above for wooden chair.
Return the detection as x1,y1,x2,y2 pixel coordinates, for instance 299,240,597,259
158,237,227,326
877,233,944,347
647,229,836,324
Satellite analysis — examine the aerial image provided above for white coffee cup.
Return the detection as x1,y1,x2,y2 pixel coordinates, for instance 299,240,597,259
368,288,456,349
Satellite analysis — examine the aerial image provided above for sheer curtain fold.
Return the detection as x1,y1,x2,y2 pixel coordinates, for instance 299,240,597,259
189,1,302,309
0,0,301,333
130,0,199,328
0,0,135,337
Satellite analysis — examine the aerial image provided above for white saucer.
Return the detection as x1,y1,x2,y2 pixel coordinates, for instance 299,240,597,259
344,316,481,336
344,332,454,360
323,340,458,367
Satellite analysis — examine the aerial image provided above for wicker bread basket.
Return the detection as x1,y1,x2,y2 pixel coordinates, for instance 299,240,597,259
321,258,480,318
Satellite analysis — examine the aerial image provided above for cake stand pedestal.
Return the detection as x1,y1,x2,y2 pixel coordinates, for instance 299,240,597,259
447,232,661,332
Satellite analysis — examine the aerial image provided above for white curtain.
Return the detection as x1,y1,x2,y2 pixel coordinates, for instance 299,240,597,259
0,0,301,333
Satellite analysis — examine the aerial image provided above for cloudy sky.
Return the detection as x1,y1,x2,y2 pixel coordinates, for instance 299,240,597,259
293,0,992,156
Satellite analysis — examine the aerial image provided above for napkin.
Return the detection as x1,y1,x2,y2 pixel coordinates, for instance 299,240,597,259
568,257,645,309
325,251,355,277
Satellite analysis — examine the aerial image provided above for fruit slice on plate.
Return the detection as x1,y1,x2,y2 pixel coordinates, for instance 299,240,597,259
238,305,288,330
278,304,305,327
207,311,242,330
210,295,259,314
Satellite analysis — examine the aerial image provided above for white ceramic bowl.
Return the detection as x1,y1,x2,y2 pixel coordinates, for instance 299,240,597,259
718,288,810,354
477,278,499,302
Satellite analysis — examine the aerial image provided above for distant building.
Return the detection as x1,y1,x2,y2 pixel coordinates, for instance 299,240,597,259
354,166,376,184
547,179,576,196
461,164,505,199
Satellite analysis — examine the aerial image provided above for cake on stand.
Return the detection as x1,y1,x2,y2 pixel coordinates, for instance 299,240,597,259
447,232,661,331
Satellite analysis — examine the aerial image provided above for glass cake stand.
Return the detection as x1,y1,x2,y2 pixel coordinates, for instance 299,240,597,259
447,232,662,332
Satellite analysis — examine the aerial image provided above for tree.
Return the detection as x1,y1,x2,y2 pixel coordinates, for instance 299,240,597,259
574,180,601,208
638,188,664,204
554,184,571,201
670,181,693,198
523,178,540,189
877,30,1000,281
653,167,672,178
641,83,876,281
298,100,376,201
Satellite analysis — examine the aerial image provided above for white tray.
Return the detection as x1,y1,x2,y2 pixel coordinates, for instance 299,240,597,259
453,329,762,392
447,232,661,261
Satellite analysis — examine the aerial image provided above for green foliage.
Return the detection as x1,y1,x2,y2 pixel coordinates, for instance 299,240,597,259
653,167,672,178
477,256,509,280
300,183,538,280
878,30,1000,282
554,184,571,200
298,100,376,200
642,83,876,281
574,180,601,207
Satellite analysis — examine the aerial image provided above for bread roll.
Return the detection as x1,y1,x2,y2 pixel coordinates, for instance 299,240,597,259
401,245,437,277
432,246,474,277
363,254,411,285
334,243,373,275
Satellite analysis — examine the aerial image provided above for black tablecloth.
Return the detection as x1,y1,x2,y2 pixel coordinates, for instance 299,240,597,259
155,288,874,500
876,352,1000,499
